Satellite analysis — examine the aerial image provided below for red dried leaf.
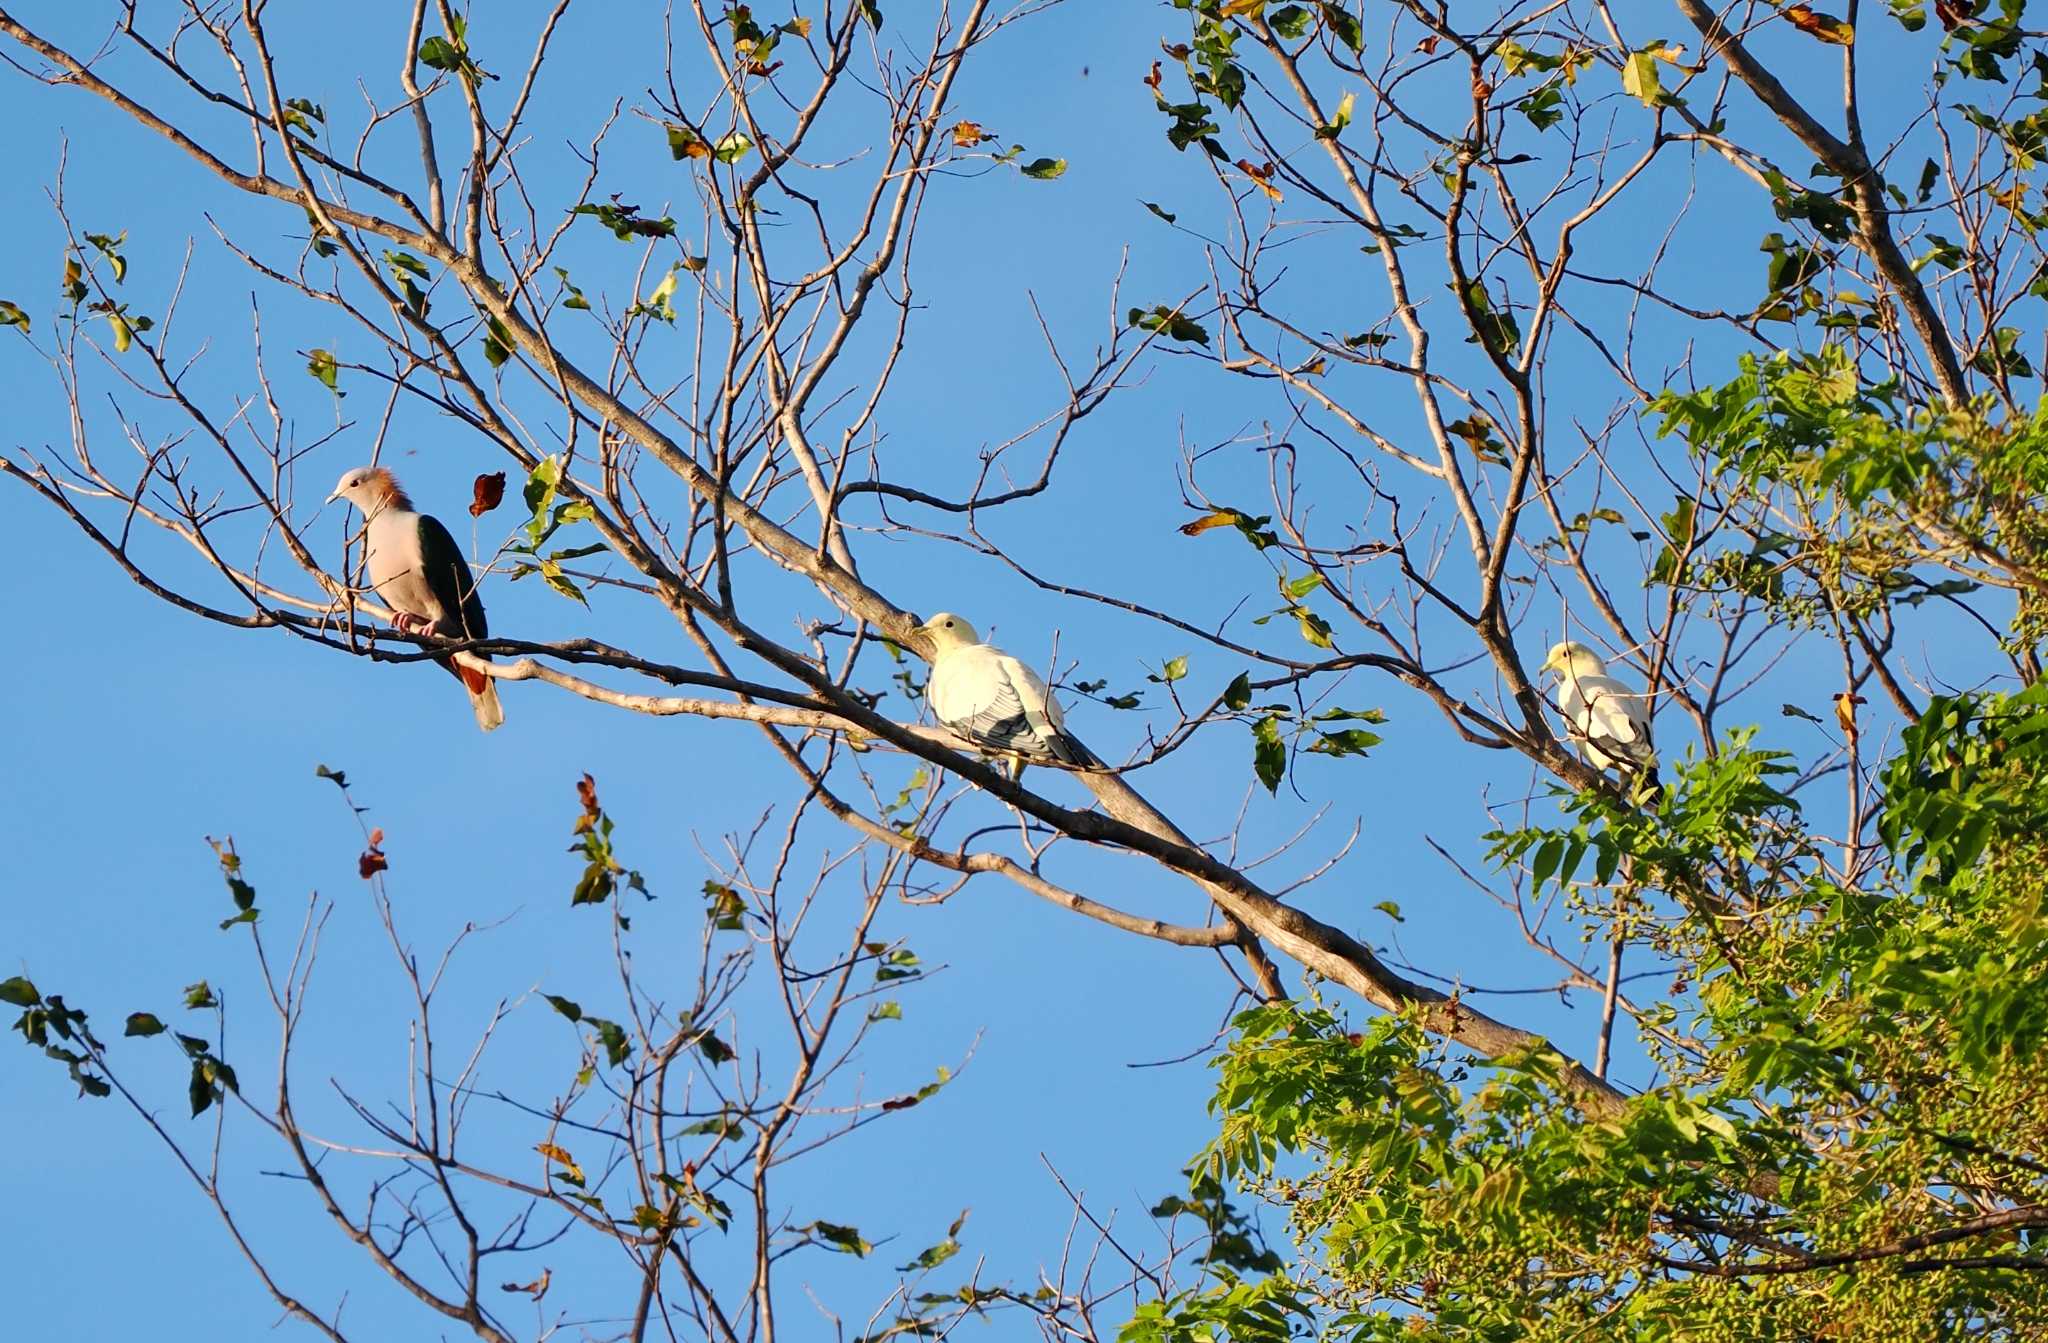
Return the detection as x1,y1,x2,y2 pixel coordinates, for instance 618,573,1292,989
1142,60,1162,91
1234,158,1283,202
1934,0,1975,29
358,846,388,879
577,772,600,816
470,471,507,517
369,827,385,847
1416,35,1441,54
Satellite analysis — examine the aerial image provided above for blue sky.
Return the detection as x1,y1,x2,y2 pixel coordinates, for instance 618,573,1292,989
0,2,1972,1337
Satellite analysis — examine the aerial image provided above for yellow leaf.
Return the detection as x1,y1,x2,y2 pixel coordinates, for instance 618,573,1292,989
108,311,132,353
1783,4,1853,44
1992,182,2027,211
1219,0,1265,14
536,1142,585,1185
951,119,984,148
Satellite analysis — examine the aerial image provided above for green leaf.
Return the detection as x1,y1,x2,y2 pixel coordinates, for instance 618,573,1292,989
1319,2,1363,52
1253,715,1287,792
899,1232,961,1272
589,1016,631,1067
189,1061,213,1117
183,981,216,1010
314,763,348,788
1781,703,1825,724
869,1000,902,1022
1284,572,1325,599
1295,608,1334,648
61,253,86,305
124,1012,166,1037
84,231,127,285
697,1030,735,1064
1144,202,1178,224
1316,90,1354,140
812,1221,874,1257
1461,279,1521,358
1970,326,2034,380
1020,156,1067,180
703,880,746,931
0,300,29,333
1518,85,1565,131
544,993,583,1022
418,35,462,70
554,267,592,311
1309,727,1381,756
1224,672,1253,711
1621,50,1663,107
283,97,325,135
876,947,922,982
1269,4,1312,39
1127,304,1210,345
0,976,40,1007
306,348,339,392
482,315,515,368
1160,655,1189,683
570,202,677,241
713,133,754,164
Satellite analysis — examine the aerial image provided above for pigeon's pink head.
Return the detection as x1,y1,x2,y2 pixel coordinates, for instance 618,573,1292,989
326,465,411,515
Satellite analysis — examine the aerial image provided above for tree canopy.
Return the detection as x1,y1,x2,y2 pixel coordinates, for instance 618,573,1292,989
5,0,2048,1338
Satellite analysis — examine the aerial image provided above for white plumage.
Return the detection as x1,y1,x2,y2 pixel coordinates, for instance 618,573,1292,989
1542,641,1657,791
921,612,1090,773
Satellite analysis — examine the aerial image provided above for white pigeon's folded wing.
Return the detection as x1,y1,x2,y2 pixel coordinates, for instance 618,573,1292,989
1580,676,1656,769
933,648,1087,764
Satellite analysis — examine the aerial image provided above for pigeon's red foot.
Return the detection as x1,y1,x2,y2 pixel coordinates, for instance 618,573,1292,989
391,612,434,636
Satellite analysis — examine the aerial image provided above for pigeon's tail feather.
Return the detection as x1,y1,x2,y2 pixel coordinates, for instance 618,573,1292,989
1046,730,1100,770
457,660,505,733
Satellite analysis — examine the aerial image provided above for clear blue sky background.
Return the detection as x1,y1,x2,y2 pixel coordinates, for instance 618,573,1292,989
0,2,1960,1338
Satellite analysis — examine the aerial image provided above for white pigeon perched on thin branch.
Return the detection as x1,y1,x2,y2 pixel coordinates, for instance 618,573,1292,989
328,465,505,732
1541,641,1657,795
920,612,1093,776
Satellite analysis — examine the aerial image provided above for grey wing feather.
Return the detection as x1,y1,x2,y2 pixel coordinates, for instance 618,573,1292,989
416,513,487,640
944,664,1092,765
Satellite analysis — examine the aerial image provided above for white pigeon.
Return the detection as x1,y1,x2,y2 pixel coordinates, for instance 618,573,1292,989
328,465,505,732
920,612,1092,775
1541,641,1657,793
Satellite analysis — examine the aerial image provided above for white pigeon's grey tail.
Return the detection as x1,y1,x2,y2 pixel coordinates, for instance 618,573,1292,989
1044,729,1099,770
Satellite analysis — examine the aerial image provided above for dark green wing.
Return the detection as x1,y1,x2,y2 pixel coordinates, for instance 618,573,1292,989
416,512,488,640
